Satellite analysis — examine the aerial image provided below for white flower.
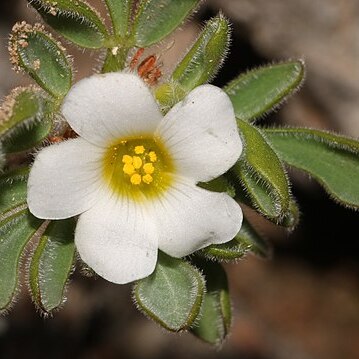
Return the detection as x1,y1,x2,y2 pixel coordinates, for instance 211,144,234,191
27,73,243,284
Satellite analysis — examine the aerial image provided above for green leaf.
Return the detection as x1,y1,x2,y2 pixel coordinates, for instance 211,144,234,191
280,198,300,229
0,168,44,312
234,170,279,217
191,261,231,345
232,120,291,221
201,237,251,262
172,14,230,92
265,128,359,209
201,218,270,260
134,0,200,47
0,87,54,153
0,211,43,312
29,218,76,314
0,167,29,215
0,146,5,170
104,0,132,39
156,14,230,110
101,46,129,73
134,252,205,332
198,176,235,198
238,218,270,258
9,22,72,98
225,61,305,122
28,0,109,49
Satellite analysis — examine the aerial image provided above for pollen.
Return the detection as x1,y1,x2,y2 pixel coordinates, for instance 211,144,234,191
143,163,155,175
122,155,133,164
132,156,143,169
103,137,173,200
121,148,158,186
134,145,145,154
149,151,157,162
142,174,153,184
123,163,135,175
130,173,142,185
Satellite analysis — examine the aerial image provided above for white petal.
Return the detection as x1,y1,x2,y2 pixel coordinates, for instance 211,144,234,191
62,73,163,147
27,138,105,220
75,193,158,284
156,85,242,182
153,177,243,257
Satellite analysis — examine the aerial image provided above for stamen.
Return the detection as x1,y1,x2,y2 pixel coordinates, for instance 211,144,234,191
103,137,173,198
142,174,153,184
122,155,133,164
134,145,145,154
132,156,143,169
143,163,155,174
130,173,142,185
149,151,157,162
123,163,135,175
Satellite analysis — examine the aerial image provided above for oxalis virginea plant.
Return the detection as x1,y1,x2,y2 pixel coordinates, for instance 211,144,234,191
1,0,358,346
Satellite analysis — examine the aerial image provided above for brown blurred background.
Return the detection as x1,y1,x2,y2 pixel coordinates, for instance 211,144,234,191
1,1,359,358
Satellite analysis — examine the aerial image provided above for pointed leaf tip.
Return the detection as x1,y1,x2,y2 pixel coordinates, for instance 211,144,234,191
156,14,231,109
172,14,231,91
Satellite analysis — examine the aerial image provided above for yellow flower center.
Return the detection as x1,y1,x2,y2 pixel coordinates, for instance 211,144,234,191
103,136,173,200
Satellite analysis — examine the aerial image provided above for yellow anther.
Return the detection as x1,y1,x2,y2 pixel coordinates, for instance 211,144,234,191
130,173,142,185
134,145,145,154
149,151,157,162
142,174,153,184
122,155,133,164
143,163,155,175
123,163,135,175
132,156,143,169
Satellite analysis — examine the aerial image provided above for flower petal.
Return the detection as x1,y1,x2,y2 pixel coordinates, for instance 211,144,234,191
62,73,163,147
153,177,243,257
75,193,158,284
156,85,242,182
28,138,105,219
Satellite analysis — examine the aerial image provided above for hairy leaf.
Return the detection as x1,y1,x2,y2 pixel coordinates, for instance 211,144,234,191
134,252,205,331
0,167,29,215
232,120,291,221
134,0,200,47
101,47,129,73
198,176,235,198
157,14,230,110
172,14,230,91
28,0,109,48
0,168,44,312
191,261,231,345
29,218,76,314
0,87,54,153
225,61,305,122
9,22,72,98
201,218,269,260
104,0,132,39
0,146,4,169
265,128,359,209
0,212,43,312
